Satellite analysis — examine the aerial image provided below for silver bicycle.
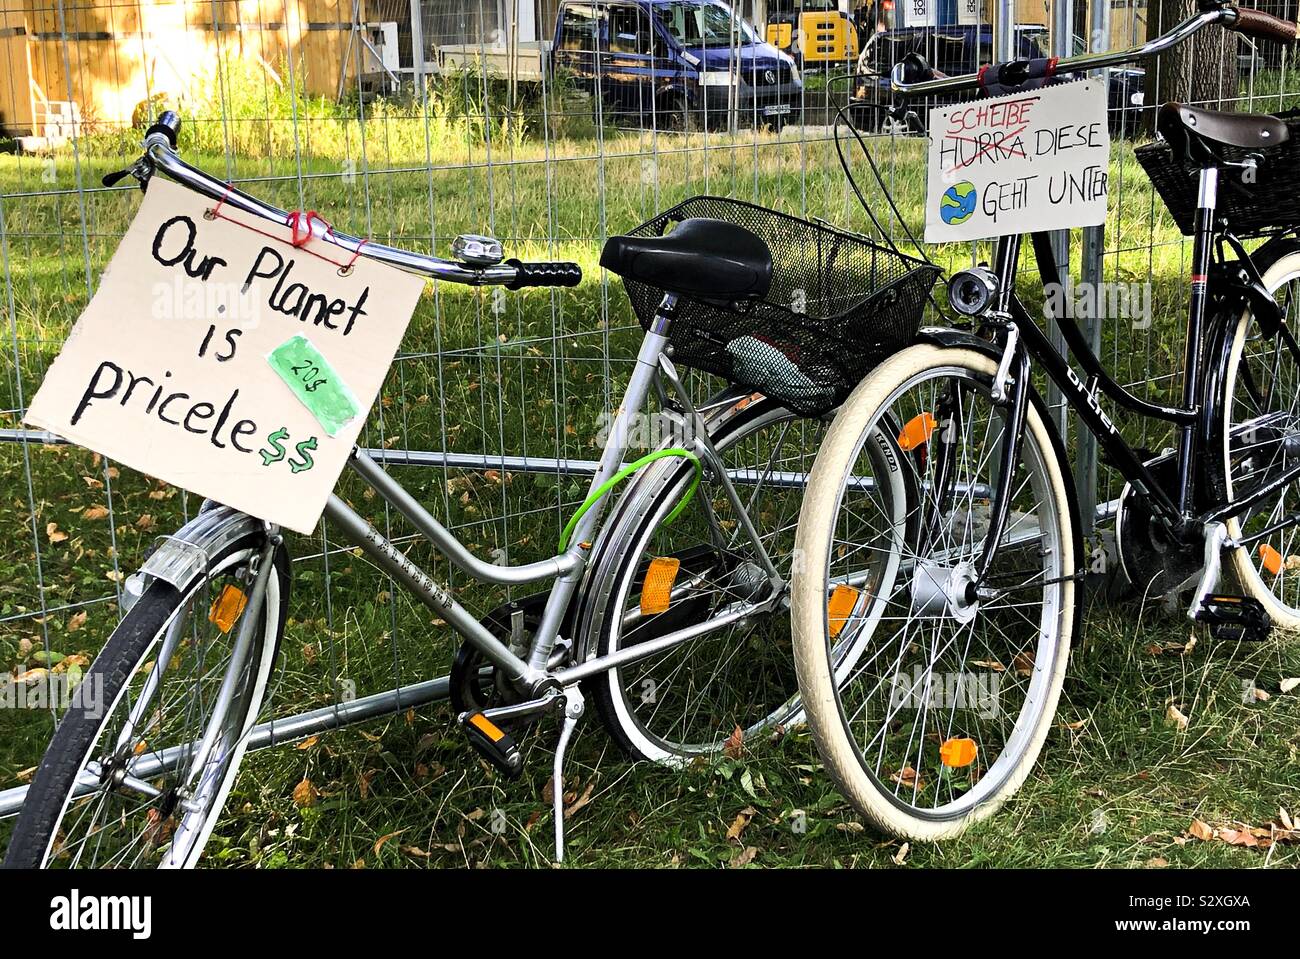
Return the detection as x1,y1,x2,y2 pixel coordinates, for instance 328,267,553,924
3,113,868,868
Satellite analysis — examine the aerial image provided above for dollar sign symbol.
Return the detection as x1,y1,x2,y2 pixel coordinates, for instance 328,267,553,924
289,436,317,473
259,427,289,466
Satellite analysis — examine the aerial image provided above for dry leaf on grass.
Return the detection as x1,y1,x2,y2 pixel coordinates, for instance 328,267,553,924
1185,816,1300,849
723,724,745,759
292,778,318,808
726,806,757,842
373,830,405,855
893,842,911,865
66,611,87,632
83,505,110,521
564,782,595,819
1280,677,1300,694
1165,704,1189,730
728,845,759,868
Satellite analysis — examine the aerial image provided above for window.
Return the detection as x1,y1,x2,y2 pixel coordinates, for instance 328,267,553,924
654,1,756,47
559,4,598,51
609,5,653,55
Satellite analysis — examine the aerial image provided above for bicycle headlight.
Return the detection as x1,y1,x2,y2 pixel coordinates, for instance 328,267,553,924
947,267,1000,317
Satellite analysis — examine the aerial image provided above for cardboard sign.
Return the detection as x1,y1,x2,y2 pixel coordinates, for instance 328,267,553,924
25,178,425,533
924,80,1110,243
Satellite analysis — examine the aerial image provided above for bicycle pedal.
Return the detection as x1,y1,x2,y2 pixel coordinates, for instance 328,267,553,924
1193,594,1272,642
459,711,523,779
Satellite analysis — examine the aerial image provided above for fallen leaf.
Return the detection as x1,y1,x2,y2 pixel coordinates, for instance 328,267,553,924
373,829,405,855
46,522,67,544
728,845,759,868
1146,857,1169,868
135,514,155,530
1011,652,1035,677
723,724,745,759
296,736,319,751
1217,827,1258,848
835,821,865,833
893,842,911,865
971,659,1006,672
1281,807,1295,832
1280,677,1300,694
1188,819,1214,841
565,782,595,819
726,806,757,842
83,505,110,521
292,778,318,808
66,611,87,632
1165,704,1189,730
1254,687,1271,702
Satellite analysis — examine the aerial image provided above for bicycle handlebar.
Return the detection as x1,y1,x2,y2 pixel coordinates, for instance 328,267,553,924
125,112,582,289
890,3,1298,97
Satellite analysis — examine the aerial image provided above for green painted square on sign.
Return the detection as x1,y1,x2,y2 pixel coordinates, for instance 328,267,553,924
267,334,361,437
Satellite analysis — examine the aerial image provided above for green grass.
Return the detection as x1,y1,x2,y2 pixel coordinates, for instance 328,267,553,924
1,111,1298,867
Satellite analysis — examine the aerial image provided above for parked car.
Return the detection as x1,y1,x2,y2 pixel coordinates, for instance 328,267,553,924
852,23,1145,135
552,0,804,130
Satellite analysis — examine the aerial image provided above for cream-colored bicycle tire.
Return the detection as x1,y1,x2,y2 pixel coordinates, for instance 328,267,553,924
1222,248,1300,631
791,344,1077,841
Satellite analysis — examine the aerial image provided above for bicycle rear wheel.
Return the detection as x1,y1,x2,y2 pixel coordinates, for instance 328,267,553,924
3,529,288,868
1221,243,1300,630
792,345,1079,840
580,391,909,763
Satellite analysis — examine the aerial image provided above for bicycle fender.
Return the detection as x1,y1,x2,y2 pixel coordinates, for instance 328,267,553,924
132,503,269,599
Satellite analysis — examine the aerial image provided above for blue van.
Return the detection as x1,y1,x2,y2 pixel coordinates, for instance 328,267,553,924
552,0,803,129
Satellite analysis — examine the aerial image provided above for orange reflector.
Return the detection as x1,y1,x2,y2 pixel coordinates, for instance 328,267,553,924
897,412,937,452
468,713,506,743
827,584,860,638
940,737,978,768
1260,544,1283,576
208,584,248,634
640,557,680,615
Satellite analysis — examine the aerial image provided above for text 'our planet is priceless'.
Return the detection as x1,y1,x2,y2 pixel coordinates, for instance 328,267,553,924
25,178,425,534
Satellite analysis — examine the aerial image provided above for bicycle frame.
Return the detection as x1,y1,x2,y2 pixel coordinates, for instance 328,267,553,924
320,309,783,696
977,180,1300,570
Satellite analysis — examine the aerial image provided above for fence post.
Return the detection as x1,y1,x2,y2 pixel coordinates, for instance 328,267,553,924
1075,0,1113,536
409,0,425,89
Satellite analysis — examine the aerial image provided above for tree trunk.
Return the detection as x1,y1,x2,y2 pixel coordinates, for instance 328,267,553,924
1144,0,1239,116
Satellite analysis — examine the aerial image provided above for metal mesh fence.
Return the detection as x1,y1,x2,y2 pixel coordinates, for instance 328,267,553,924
0,0,1297,831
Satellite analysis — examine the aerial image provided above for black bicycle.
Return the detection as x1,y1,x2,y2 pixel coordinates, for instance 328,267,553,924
790,1,1300,839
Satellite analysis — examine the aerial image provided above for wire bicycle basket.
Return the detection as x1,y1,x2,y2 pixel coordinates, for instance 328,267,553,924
617,196,940,417
1137,109,1300,237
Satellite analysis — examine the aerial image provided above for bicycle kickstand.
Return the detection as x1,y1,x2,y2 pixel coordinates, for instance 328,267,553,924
551,686,586,864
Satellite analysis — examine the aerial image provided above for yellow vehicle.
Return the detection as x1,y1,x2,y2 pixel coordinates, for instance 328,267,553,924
765,0,859,64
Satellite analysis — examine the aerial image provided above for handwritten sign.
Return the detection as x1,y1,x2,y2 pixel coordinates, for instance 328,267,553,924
25,178,425,534
924,80,1110,243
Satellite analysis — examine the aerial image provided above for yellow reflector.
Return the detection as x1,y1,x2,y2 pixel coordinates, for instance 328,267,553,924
640,557,680,615
940,737,978,768
897,412,937,452
1260,544,1283,576
826,584,860,638
208,584,248,634
468,712,506,743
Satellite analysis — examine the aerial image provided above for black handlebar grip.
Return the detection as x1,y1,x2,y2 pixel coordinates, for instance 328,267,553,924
101,168,133,188
504,259,583,289
1229,6,1300,44
145,110,182,148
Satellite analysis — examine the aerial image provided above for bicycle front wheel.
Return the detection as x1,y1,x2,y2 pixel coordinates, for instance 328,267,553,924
4,528,288,868
792,344,1079,840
